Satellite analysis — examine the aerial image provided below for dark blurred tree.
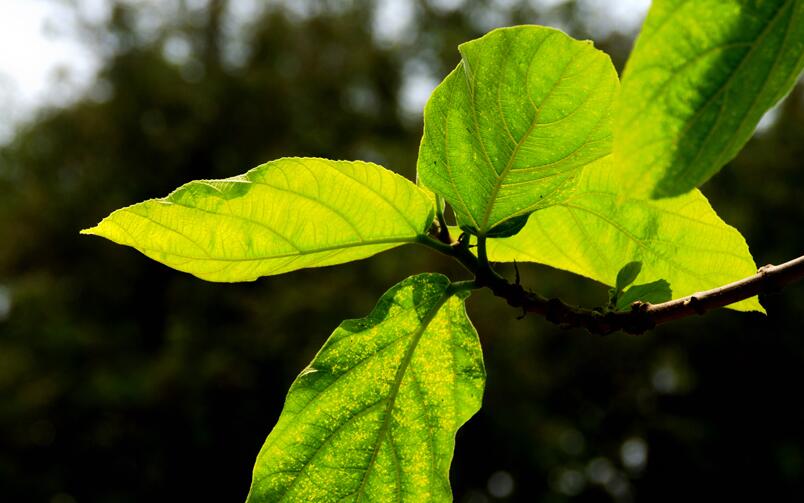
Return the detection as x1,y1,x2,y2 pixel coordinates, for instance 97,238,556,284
0,1,801,502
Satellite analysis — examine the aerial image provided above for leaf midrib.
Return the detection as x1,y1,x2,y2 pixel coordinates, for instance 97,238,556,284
113,213,420,263
477,35,582,233
662,0,792,188
618,0,793,192
353,290,452,502
269,288,451,502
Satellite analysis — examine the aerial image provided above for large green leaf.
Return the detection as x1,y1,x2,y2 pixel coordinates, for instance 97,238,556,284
418,25,618,237
247,273,484,502
615,0,804,198
487,157,763,312
82,158,434,282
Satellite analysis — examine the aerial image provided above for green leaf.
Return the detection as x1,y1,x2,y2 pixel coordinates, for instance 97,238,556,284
247,273,484,503
615,261,642,293
616,280,672,311
486,156,764,312
615,0,804,198
482,213,530,239
81,158,434,282
418,25,619,237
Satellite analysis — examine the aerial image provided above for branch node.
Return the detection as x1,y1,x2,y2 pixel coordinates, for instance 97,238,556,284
683,295,706,315
758,263,774,275
631,301,649,312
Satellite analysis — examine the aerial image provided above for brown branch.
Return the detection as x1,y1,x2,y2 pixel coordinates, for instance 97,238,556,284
419,235,804,335
637,255,804,325
512,255,804,334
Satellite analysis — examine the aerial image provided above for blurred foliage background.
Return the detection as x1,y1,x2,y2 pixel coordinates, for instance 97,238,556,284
0,1,802,502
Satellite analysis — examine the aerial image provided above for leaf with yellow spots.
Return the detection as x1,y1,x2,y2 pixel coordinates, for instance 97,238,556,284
247,273,484,502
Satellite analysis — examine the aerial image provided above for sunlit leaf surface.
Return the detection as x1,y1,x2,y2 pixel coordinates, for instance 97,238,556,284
247,274,484,502
615,0,804,197
418,25,618,236
487,157,763,312
82,158,434,282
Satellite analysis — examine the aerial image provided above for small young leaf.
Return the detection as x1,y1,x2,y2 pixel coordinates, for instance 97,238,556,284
82,158,434,282
482,213,530,238
616,280,672,312
615,0,804,198
247,273,484,503
486,156,763,312
418,25,618,236
615,261,642,293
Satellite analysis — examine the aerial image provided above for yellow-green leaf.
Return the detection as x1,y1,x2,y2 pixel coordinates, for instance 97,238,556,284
418,25,618,237
487,157,763,312
247,273,484,502
615,0,804,198
82,158,434,282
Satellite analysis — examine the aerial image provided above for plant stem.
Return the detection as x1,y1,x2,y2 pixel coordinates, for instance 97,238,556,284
418,233,804,335
513,254,804,334
434,195,452,245
477,235,489,269
638,255,804,325
448,280,480,294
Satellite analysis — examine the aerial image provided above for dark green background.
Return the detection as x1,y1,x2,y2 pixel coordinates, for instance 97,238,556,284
1,1,802,501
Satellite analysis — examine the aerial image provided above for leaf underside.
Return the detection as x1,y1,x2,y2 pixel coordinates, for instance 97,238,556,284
247,274,484,503
418,25,619,236
487,157,764,312
82,158,434,282
615,0,804,198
